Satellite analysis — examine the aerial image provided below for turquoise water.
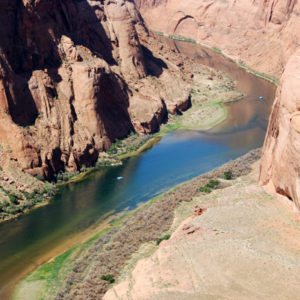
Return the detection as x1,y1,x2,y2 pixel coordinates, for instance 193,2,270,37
0,41,276,297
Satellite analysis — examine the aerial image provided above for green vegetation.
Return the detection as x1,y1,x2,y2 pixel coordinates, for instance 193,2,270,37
224,171,233,180
97,132,155,165
212,46,222,54
27,248,75,283
107,138,122,155
156,233,171,245
151,30,197,44
100,274,115,284
151,30,164,36
55,170,81,183
238,60,278,85
0,183,56,220
37,111,43,119
151,29,278,86
199,179,220,193
206,179,219,188
167,34,197,44
199,186,212,193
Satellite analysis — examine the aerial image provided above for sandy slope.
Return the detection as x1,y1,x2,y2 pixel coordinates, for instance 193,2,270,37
105,161,300,300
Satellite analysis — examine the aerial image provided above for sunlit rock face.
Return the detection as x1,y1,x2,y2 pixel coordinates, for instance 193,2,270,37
135,0,300,77
260,50,300,209
136,0,300,209
0,0,192,179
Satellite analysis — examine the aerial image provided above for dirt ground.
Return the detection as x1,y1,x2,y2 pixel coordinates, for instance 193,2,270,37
105,160,300,300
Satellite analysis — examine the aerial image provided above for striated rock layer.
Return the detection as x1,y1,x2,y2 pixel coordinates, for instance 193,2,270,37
0,0,191,179
135,0,300,77
260,50,300,209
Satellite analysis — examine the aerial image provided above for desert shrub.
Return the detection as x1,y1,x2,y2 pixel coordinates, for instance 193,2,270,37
26,200,34,209
35,174,44,181
156,233,171,245
56,172,64,181
42,184,56,197
8,193,20,205
212,46,222,54
224,171,232,180
62,174,69,182
100,274,115,283
107,139,122,155
199,186,212,193
206,179,219,189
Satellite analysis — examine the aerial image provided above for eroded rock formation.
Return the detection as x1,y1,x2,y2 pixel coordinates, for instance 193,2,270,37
136,0,300,209
135,0,300,77
0,0,191,179
260,50,300,209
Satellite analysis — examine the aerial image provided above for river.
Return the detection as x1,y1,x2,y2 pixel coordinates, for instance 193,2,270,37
0,40,276,299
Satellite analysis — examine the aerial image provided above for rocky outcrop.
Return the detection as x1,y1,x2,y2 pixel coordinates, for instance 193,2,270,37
104,162,300,300
260,50,300,209
0,0,192,179
135,0,300,77
136,0,300,209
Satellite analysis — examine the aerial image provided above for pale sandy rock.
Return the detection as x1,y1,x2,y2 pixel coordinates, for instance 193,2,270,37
104,164,300,299
136,0,300,77
260,50,300,209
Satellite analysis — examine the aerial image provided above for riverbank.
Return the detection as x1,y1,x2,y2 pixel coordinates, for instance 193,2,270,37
13,148,263,300
152,30,279,86
105,159,300,300
57,57,242,187
0,146,56,224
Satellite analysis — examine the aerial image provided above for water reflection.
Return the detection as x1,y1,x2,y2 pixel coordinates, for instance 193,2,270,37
0,40,276,298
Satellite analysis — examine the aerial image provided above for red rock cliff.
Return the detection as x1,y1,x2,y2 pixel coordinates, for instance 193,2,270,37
260,50,300,209
136,0,300,209
0,0,190,179
135,0,300,77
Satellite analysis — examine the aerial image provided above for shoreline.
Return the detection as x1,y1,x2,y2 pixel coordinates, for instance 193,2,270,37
152,30,279,86
13,148,262,300
6,35,275,299
0,33,251,224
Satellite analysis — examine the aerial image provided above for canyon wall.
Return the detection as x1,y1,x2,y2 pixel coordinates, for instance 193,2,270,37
260,50,300,209
135,0,300,77
0,0,191,179
135,0,300,208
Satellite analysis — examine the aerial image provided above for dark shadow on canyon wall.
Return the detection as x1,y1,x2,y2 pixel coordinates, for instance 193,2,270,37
141,45,168,77
0,0,119,126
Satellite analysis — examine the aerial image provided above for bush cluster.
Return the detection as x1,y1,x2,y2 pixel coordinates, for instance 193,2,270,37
100,274,115,284
199,179,219,193
224,171,232,180
156,233,171,245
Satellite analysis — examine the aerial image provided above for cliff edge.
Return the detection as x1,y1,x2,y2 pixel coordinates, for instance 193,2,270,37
135,0,300,77
260,50,300,209
0,0,192,180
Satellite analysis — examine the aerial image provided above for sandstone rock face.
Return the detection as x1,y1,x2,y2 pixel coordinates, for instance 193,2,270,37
260,50,300,209
136,0,300,209
0,0,191,178
104,163,300,300
136,0,300,77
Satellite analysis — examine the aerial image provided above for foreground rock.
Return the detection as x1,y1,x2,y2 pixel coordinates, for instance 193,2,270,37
135,0,300,77
104,161,300,300
260,50,300,209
